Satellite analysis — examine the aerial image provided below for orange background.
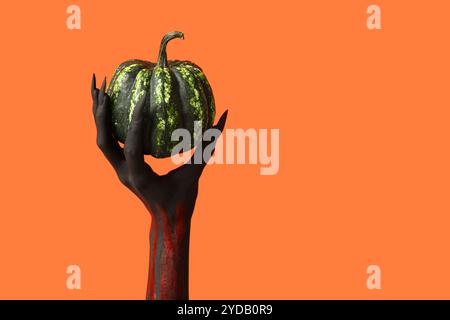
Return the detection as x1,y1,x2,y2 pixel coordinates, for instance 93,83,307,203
0,0,449,299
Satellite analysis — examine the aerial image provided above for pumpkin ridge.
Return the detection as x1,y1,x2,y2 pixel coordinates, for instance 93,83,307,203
128,68,152,125
161,68,182,154
173,64,204,143
122,63,148,136
165,68,184,152
111,63,147,142
184,62,215,127
181,64,209,131
170,65,197,144
182,63,215,128
149,66,175,157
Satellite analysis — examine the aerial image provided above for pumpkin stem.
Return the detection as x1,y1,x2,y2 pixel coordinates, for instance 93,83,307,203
157,31,184,67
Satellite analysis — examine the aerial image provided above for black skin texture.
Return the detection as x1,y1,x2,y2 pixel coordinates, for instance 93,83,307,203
91,74,227,299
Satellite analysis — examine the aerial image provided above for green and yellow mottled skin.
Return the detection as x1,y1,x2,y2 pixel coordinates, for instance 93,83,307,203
106,32,215,158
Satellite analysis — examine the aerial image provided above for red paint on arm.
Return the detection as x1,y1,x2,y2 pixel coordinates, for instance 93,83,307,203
147,203,191,300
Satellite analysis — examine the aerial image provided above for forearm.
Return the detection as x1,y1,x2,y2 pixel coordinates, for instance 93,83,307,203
146,205,192,300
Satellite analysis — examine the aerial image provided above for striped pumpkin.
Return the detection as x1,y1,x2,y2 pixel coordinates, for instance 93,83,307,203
107,31,216,158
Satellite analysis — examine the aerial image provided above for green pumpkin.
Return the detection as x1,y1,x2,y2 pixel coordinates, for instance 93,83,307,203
107,31,216,158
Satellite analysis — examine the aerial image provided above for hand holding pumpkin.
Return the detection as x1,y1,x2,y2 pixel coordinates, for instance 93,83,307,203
92,73,227,299
91,73,227,211
91,31,227,299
